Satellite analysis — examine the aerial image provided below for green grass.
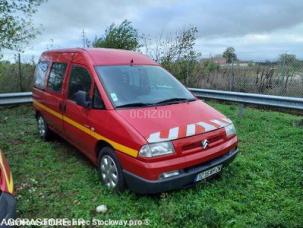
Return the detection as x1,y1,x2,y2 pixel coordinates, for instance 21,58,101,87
0,103,302,227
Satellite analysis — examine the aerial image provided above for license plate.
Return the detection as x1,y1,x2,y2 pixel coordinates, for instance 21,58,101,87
195,165,222,182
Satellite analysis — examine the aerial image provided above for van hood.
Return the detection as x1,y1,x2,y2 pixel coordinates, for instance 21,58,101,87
116,100,232,143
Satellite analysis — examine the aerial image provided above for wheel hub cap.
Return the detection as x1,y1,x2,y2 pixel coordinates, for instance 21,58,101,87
100,155,118,189
38,117,46,136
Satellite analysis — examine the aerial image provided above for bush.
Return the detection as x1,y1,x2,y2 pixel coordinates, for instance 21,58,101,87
0,60,35,93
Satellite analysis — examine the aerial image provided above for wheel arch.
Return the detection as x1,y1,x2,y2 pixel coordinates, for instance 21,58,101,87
95,140,114,159
35,110,41,119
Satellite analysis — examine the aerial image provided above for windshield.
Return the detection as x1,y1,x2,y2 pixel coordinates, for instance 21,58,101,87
95,65,195,108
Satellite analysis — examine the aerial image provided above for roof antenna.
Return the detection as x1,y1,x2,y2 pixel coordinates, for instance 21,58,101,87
130,58,134,66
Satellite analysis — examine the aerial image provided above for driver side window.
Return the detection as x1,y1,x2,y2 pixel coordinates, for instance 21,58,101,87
68,66,92,101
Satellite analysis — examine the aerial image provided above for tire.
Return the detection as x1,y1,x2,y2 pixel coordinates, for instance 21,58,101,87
36,114,51,140
97,147,125,192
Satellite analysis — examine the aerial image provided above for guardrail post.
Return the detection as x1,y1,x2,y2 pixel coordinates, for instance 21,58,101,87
238,104,245,119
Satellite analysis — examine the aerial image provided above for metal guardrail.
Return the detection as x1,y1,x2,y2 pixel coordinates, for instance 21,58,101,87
189,88,303,111
0,89,303,111
0,92,32,105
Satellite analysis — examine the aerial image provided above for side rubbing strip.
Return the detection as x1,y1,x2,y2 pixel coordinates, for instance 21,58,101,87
33,100,138,157
33,100,62,120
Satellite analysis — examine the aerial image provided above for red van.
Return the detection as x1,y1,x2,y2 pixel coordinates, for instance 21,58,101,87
32,48,238,194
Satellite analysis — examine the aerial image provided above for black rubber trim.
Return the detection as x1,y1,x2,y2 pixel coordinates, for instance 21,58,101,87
0,192,16,220
123,148,239,194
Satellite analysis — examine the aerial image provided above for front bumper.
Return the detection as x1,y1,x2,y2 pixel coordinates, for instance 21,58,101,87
123,148,238,194
0,192,16,221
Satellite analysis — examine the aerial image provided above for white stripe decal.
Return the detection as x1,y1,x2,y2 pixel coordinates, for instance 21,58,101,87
196,121,216,132
147,117,232,143
147,127,179,143
210,119,228,127
221,117,232,124
186,124,196,137
147,132,162,143
169,127,179,140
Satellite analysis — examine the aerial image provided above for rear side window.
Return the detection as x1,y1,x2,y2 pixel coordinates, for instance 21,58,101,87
47,63,67,92
68,66,92,101
34,61,49,89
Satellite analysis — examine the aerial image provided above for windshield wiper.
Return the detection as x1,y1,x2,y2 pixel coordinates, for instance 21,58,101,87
116,102,153,108
156,97,196,105
116,98,196,108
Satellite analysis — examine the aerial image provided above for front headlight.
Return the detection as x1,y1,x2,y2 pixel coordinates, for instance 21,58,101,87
139,142,175,158
225,123,236,137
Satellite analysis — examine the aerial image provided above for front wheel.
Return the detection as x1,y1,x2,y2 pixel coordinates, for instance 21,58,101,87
98,147,125,192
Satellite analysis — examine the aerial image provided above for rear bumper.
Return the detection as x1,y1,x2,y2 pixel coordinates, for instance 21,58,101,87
123,148,238,194
0,192,16,221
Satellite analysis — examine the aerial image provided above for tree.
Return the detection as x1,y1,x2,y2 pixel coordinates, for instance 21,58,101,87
160,26,199,63
279,53,297,65
278,53,299,94
0,0,44,52
93,20,140,50
223,47,237,64
202,60,220,74
154,26,200,85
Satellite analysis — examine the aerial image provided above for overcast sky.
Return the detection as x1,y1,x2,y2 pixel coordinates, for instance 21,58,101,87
8,0,303,61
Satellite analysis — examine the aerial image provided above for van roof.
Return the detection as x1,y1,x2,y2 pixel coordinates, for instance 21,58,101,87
42,48,158,66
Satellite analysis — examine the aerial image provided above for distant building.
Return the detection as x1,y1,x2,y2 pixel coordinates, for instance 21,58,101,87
200,56,227,65
212,56,227,65
201,55,255,67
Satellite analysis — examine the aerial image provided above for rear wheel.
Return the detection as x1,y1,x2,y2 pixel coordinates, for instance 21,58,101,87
37,115,51,140
98,147,125,192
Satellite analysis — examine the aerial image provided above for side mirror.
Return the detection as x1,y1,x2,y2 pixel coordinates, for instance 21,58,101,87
74,90,91,108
